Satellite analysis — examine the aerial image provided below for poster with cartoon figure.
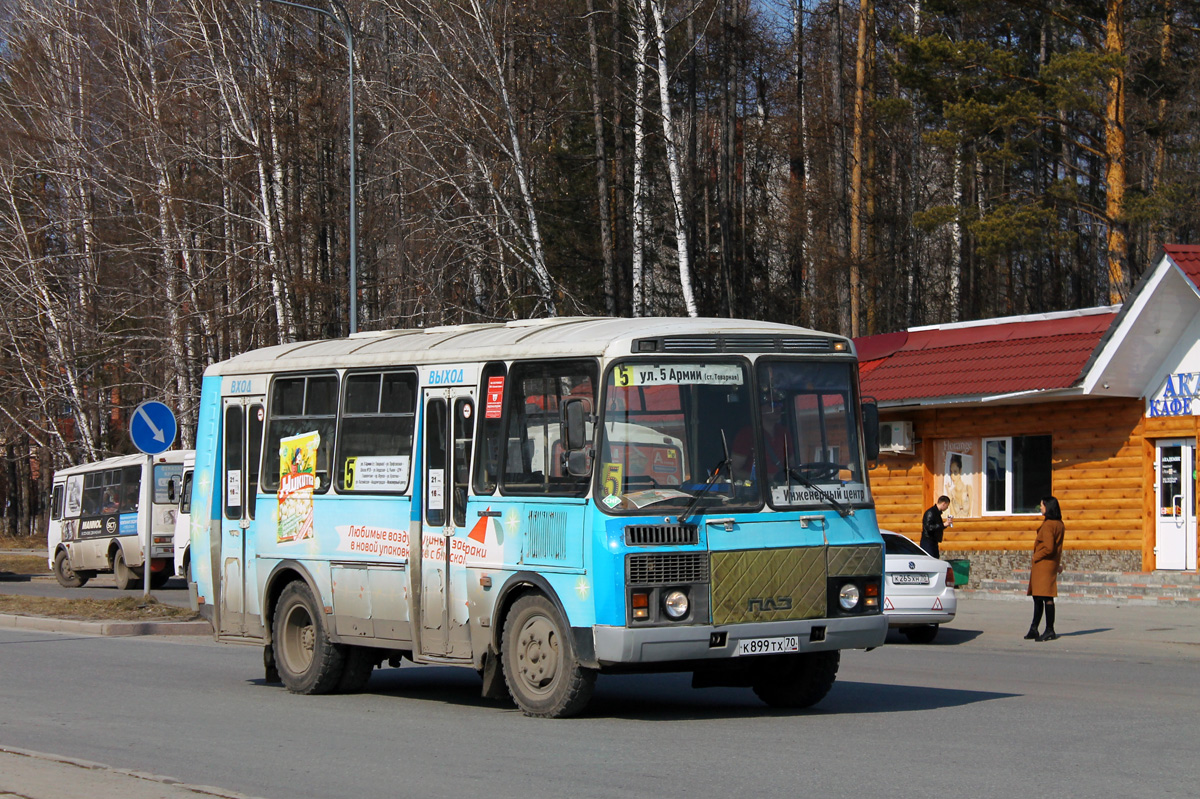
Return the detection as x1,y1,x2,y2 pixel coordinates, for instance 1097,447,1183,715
278,431,319,544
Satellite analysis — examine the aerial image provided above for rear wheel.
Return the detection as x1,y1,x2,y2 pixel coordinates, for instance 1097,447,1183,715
112,549,140,590
901,624,939,644
53,550,88,588
272,581,345,694
752,651,840,709
336,646,376,693
502,594,595,718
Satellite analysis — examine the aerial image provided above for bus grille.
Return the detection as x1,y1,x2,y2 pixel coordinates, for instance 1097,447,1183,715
827,544,883,576
638,335,836,354
710,547,827,625
625,523,698,546
627,552,710,586
525,509,568,561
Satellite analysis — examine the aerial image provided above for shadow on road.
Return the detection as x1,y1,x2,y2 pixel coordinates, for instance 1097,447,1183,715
0,572,33,583
319,664,1018,721
1056,627,1112,638
885,627,983,646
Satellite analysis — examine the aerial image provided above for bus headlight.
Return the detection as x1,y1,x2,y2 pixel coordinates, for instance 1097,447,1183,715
663,589,690,619
838,583,861,610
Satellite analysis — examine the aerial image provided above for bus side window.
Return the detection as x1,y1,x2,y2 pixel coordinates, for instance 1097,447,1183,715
51,485,63,520
180,471,193,515
473,362,506,495
248,403,263,519
225,404,244,519
261,374,338,495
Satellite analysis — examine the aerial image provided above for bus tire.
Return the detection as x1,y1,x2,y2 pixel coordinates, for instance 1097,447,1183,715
112,549,139,591
752,650,840,709
501,594,595,718
149,569,171,590
53,550,88,588
336,646,376,693
272,581,345,694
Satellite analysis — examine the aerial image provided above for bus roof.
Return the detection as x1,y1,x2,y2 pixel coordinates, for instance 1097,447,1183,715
205,316,853,376
51,450,193,480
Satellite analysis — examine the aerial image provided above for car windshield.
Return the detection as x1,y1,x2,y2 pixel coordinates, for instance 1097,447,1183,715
883,533,927,557
755,360,870,510
597,361,757,513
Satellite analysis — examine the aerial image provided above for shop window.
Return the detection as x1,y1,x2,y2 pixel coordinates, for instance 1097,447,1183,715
983,435,1052,514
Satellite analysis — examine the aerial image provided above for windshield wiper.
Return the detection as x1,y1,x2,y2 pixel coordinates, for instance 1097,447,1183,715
679,431,731,525
786,468,852,517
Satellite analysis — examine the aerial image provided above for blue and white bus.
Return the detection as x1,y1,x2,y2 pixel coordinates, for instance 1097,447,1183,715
189,317,886,717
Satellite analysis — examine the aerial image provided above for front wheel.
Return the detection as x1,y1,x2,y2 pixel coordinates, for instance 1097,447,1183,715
502,594,595,718
112,549,140,590
53,550,88,588
752,650,840,709
901,624,939,644
272,581,346,694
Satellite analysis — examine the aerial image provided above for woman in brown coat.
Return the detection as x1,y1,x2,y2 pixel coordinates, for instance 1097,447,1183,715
1025,496,1065,642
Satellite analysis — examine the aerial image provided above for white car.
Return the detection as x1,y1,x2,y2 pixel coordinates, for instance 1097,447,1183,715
881,531,957,643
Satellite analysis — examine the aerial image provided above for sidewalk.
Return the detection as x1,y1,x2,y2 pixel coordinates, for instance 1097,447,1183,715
0,746,264,799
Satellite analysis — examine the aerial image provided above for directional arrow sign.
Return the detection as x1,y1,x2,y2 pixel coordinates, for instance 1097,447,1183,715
130,401,177,455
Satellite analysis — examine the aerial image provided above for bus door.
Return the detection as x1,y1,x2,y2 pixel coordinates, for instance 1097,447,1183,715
418,387,476,658
219,395,265,637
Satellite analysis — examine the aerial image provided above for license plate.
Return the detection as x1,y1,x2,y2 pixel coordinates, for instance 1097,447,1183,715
892,574,929,585
733,636,800,656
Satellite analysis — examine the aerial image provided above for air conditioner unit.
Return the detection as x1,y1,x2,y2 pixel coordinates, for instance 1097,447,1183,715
878,421,914,454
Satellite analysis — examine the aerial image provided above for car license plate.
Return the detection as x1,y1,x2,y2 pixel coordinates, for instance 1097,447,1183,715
733,636,800,656
891,574,929,585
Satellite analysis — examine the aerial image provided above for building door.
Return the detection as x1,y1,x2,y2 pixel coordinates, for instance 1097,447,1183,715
1155,439,1197,571
219,396,265,636
418,388,475,658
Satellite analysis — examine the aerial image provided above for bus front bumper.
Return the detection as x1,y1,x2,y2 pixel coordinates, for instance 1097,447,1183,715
592,614,887,666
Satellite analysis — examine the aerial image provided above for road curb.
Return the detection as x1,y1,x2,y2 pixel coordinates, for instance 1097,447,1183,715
0,613,211,636
0,745,265,799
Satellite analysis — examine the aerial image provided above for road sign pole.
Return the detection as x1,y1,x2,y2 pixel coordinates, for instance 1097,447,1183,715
144,453,152,599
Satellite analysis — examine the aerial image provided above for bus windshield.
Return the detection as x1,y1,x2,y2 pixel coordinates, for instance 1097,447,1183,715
598,359,869,513
598,361,757,513
756,359,869,509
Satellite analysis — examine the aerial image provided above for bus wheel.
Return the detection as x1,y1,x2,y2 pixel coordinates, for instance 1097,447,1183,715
501,594,595,718
53,550,88,588
752,651,840,709
149,569,171,590
272,581,345,694
112,549,139,591
336,647,376,693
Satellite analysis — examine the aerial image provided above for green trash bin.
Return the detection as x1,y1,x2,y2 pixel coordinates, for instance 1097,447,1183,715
947,558,971,587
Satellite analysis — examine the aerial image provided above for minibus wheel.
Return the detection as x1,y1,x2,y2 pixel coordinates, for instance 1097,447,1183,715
751,650,840,709
53,550,88,588
112,549,139,591
272,581,346,694
501,594,595,718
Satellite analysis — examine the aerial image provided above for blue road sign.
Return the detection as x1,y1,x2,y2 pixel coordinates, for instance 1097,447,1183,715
130,401,177,455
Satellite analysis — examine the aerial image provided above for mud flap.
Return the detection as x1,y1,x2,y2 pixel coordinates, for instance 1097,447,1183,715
479,647,508,701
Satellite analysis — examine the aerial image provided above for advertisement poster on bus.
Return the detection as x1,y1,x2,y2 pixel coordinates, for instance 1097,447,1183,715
278,431,319,544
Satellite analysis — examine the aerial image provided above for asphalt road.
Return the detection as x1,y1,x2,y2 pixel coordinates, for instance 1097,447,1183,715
1,598,1197,799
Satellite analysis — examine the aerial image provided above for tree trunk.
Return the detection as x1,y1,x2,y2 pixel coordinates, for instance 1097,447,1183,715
586,0,617,317
848,0,871,337
1104,0,1128,303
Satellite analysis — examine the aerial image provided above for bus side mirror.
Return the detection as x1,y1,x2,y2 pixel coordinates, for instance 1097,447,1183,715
167,478,177,503
562,398,593,477
862,401,880,461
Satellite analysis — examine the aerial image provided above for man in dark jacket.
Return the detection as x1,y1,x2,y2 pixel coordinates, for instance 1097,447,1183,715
921,496,951,559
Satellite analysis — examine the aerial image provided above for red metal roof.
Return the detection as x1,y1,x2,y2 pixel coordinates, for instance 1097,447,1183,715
856,310,1117,404
1164,244,1200,289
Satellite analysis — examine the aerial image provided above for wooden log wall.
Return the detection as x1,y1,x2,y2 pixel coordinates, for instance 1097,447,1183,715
870,397,1198,570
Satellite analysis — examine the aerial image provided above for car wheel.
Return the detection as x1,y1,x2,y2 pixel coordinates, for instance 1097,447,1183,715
752,650,840,709
112,549,139,590
272,581,346,694
53,550,87,588
502,594,595,718
901,624,939,644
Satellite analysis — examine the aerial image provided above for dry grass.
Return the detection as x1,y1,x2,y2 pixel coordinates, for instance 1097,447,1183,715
0,533,46,551
0,554,48,575
0,594,200,622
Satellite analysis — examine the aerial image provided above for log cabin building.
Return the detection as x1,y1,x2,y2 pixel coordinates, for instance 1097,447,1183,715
857,245,1200,579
